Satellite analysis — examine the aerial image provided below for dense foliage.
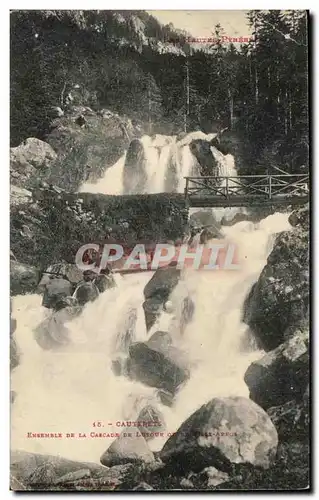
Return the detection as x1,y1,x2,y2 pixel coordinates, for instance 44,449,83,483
10,10,309,172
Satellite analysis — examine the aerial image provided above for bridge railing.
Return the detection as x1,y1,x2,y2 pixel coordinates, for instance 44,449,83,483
184,174,309,200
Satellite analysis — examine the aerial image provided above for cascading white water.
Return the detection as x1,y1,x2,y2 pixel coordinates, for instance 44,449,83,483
11,132,292,464
79,131,246,225
11,212,292,462
79,132,214,195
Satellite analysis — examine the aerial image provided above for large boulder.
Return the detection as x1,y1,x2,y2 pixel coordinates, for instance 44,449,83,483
244,332,309,411
156,389,174,407
143,266,181,331
200,225,224,243
10,450,117,490
93,273,116,292
137,404,166,439
42,278,73,309
10,138,57,188
38,263,83,291
123,139,147,194
10,261,39,295
128,333,189,394
73,281,99,306
144,266,181,302
35,305,83,350
160,396,278,474
243,224,309,351
142,297,163,331
100,432,155,467
147,331,173,350
189,139,218,176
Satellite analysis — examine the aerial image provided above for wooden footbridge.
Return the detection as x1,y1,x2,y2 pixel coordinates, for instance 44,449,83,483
184,174,309,208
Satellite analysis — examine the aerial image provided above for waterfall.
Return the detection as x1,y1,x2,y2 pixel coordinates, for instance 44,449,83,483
11,131,291,464
79,132,216,195
11,212,292,462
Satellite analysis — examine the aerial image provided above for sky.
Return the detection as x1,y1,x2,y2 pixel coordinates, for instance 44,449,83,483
147,10,252,38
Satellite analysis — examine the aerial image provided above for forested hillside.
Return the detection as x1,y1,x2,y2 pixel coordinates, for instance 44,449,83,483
10,10,309,172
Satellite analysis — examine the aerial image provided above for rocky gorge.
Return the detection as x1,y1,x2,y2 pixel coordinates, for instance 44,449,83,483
10,119,310,490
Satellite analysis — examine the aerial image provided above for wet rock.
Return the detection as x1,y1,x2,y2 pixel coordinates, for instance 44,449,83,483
189,209,221,229
220,211,251,226
137,405,166,439
42,278,73,309
123,139,147,194
181,296,195,332
157,389,174,407
189,139,218,176
143,297,163,331
244,333,309,410
112,355,129,377
114,308,137,353
128,338,189,394
100,432,155,467
144,266,181,302
143,266,181,331
38,263,83,290
10,261,39,295
160,396,278,474
243,225,309,351
148,331,173,350
35,305,82,349
54,296,79,311
74,281,99,306
93,273,116,292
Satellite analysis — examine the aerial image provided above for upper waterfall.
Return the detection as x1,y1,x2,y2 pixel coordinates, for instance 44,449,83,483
80,131,237,196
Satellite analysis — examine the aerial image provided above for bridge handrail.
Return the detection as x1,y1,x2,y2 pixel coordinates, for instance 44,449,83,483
185,174,309,179
184,173,309,201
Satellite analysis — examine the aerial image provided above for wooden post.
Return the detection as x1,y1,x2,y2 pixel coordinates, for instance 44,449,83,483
269,175,272,199
184,177,189,199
